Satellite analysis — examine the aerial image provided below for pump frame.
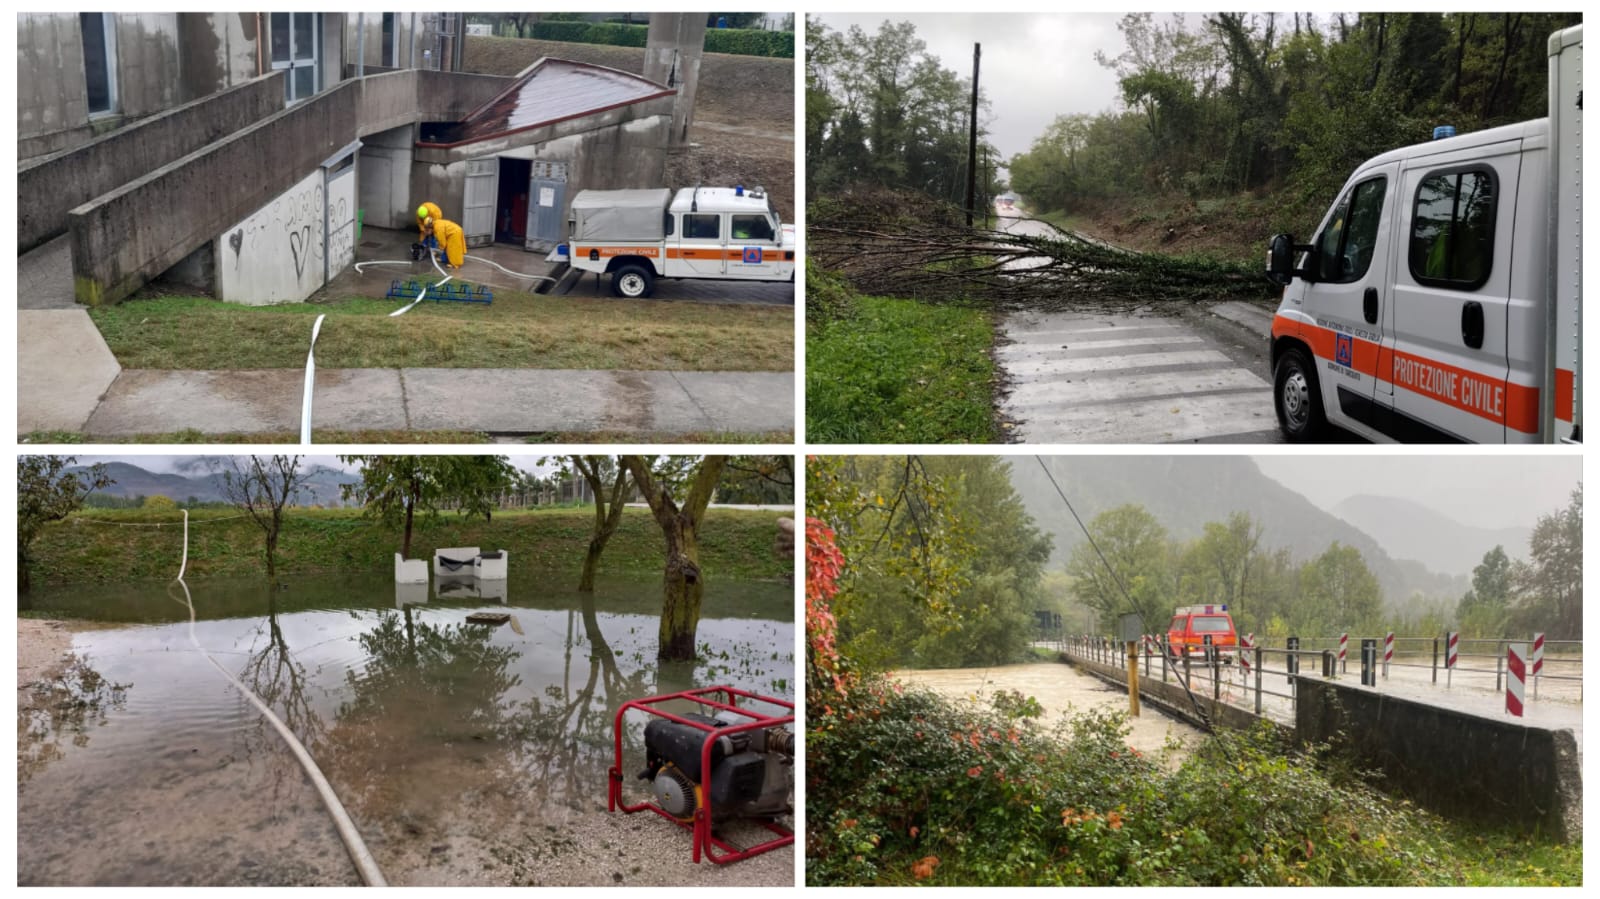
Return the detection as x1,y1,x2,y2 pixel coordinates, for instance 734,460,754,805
608,685,794,864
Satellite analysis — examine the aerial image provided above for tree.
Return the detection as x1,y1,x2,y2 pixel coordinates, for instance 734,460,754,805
142,494,179,512
1296,542,1382,632
569,455,632,592
1511,486,1582,638
1455,545,1513,636
720,455,795,505
1181,512,1263,621
620,455,727,661
18,456,112,597
341,456,516,559
216,455,307,580
1064,504,1173,634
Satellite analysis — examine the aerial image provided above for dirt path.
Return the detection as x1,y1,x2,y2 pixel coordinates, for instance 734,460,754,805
893,663,1203,765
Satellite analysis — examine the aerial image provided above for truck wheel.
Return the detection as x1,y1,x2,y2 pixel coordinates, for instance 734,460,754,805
611,264,655,298
1274,347,1326,442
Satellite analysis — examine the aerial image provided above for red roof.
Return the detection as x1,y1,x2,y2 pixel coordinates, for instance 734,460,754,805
419,58,675,148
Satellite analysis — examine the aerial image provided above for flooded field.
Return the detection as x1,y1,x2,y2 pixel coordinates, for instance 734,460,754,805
18,572,794,887
892,662,1203,765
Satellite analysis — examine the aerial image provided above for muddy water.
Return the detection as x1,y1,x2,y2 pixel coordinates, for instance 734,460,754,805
18,573,794,886
893,663,1203,765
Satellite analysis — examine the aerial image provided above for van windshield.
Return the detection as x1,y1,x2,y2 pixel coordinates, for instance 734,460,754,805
1191,617,1232,632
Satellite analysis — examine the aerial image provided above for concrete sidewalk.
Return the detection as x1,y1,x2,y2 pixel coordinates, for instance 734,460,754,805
18,309,123,434
79,367,794,438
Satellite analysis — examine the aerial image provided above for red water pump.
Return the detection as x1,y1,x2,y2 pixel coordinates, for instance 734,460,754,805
608,686,794,864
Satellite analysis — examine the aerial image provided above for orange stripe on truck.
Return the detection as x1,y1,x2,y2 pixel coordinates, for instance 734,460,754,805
1274,314,1540,433
1555,367,1574,423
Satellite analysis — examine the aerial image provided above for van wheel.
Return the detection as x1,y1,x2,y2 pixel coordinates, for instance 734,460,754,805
611,264,655,298
1274,347,1326,442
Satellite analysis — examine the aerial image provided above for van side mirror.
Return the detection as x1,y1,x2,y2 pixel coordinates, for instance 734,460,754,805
1267,233,1296,285
1266,233,1316,286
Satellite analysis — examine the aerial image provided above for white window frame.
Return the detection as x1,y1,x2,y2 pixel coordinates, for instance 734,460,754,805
271,12,322,104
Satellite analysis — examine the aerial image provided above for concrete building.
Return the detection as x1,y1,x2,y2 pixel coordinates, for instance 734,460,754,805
16,12,700,307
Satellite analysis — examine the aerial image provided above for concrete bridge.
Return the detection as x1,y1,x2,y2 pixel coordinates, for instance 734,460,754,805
1059,637,1581,843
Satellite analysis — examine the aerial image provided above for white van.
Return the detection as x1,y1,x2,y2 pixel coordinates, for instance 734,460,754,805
1266,25,1580,444
559,186,796,298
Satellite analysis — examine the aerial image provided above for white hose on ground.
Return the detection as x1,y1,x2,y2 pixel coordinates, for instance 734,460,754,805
301,314,326,444
353,259,414,274
168,525,387,887
462,254,557,283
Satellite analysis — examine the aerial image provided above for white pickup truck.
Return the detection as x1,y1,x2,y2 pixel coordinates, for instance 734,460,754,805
557,186,796,298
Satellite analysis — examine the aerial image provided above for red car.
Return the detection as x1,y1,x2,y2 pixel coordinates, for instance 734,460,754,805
1166,604,1238,657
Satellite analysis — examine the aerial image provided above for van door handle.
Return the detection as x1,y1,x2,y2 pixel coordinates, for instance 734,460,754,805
1461,301,1485,349
1363,288,1378,324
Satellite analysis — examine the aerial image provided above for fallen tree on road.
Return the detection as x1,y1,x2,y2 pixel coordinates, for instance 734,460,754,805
811,192,1277,312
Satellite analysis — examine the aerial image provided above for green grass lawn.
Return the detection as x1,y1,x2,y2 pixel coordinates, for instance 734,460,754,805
807,295,998,443
89,293,793,372
28,506,792,587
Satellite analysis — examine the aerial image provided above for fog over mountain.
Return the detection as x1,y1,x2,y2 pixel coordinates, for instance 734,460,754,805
69,461,360,507
1008,456,1475,605
1330,494,1533,577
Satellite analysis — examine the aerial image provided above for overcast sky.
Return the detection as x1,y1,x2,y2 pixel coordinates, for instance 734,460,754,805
1254,455,1581,530
812,13,1130,163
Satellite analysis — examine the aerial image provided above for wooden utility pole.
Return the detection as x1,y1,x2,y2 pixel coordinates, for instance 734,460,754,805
965,42,981,227
1127,640,1141,717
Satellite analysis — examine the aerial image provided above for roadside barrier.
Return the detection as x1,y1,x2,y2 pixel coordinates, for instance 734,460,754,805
1338,632,1348,672
1506,643,1527,717
1533,633,1545,698
1384,631,1394,677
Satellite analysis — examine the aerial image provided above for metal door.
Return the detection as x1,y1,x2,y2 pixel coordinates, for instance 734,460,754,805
1297,165,1395,430
463,157,497,247
524,160,568,251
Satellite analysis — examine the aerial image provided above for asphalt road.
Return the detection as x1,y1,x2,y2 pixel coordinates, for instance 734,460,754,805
993,212,1285,443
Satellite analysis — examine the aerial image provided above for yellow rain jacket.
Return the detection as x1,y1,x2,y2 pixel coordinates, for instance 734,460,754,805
430,218,466,268
417,201,443,242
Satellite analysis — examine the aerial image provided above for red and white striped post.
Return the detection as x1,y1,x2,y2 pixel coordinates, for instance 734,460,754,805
1531,632,1545,699
1239,633,1254,675
1338,633,1348,673
1446,631,1459,688
1383,632,1394,678
1506,643,1527,717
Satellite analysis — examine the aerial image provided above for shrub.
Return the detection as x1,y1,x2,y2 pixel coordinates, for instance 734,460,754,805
809,675,1504,886
528,21,792,57
141,495,178,512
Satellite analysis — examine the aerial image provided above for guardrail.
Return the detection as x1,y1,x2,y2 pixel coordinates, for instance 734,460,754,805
1056,632,1581,722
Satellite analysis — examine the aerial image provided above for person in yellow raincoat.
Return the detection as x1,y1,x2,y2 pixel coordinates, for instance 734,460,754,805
423,217,466,269
416,202,443,243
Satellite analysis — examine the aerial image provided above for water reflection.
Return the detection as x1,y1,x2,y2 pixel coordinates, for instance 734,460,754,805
18,572,794,885
18,653,130,785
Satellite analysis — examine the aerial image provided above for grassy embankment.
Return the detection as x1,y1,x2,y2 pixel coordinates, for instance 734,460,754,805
806,271,999,443
21,428,793,445
27,506,791,588
89,294,793,372
809,681,1581,887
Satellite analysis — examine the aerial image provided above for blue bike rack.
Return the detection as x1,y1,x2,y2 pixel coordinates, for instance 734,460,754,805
385,279,493,305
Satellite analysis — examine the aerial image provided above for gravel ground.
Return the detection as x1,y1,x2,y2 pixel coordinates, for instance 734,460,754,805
18,618,76,692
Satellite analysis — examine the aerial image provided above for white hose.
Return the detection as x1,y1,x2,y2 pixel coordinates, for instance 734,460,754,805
301,314,325,444
389,250,451,318
168,535,387,886
353,259,414,274
462,254,556,283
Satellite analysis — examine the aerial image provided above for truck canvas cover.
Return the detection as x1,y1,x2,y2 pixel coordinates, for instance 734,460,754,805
570,189,672,241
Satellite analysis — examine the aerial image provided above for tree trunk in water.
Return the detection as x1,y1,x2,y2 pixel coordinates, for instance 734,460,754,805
403,499,416,560
265,531,278,579
19,551,33,608
579,540,604,592
657,519,703,661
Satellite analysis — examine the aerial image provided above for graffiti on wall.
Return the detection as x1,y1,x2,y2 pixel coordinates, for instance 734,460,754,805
326,172,356,275
219,171,325,305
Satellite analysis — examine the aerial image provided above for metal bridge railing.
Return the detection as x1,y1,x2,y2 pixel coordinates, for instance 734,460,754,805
1058,633,1581,722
